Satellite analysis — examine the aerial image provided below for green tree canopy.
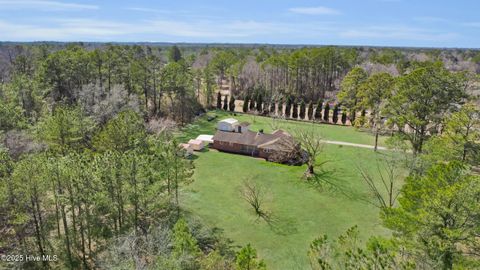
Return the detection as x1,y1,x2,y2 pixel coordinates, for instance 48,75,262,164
36,106,94,155
93,110,145,152
338,67,368,109
382,162,480,269
169,45,182,62
235,244,267,270
386,62,467,154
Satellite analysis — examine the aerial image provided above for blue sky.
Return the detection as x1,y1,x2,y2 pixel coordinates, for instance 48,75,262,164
0,0,479,48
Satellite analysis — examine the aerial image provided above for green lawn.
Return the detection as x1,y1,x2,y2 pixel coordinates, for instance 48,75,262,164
178,110,400,269
177,110,388,147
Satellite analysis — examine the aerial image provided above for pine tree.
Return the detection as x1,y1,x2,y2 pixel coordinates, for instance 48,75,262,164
223,95,228,111
332,104,339,124
229,96,236,112
243,95,249,112
169,45,182,62
256,93,263,112
270,101,275,115
315,100,322,121
307,101,314,120
292,99,298,119
349,109,356,123
299,100,306,120
341,111,347,125
216,92,222,109
323,103,330,122
285,97,292,118
173,218,201,258
249,95,255,111
236,244,267,270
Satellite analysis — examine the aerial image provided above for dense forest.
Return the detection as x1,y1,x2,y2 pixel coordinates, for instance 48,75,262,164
1,42,480,269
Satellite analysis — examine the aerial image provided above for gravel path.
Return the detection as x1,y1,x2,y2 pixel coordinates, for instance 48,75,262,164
321,140,388,150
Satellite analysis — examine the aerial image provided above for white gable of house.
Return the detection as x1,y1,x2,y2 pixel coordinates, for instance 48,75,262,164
218,118,239,131
220,118,238,124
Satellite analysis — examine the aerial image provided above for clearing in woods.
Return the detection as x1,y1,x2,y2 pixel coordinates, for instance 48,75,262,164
180,111,401,269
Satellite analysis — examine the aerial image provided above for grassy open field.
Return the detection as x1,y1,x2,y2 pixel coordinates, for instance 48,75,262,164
179,111,400,269
177,110,388,147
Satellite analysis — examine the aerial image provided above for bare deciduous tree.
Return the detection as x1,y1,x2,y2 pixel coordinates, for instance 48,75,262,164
296,129,325,178
240,179,269,220
356,153,403,209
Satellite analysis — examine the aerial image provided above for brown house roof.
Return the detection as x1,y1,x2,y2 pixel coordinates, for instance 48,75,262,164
213,129,294,149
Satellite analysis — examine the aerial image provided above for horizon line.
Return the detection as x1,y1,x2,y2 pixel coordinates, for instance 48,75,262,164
0,40,479,50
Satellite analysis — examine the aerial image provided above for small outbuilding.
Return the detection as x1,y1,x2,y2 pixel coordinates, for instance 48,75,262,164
217,118,239,132
179,143,194,156
195,134,214,145
188,139,205,151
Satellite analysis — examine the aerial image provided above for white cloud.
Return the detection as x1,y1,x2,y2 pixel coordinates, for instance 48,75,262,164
0,18,299,41
0,16,459,46
0,0,98,11
124,7,172,14
339,25,458,42
463,22,480,28
413,16,448,23
289,6,340,15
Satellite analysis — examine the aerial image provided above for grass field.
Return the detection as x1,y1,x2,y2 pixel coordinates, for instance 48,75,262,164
179,111,400,269
177,110,388,147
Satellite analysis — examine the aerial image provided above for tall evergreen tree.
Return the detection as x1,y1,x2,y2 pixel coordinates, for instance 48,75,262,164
256,93,263,112
249,95,255,111
315,100,322,121
36,106,94,155
285,97,292,118
202,66,216,109
385,62,466,154
307,101,314,120
278,98,283,117
341,111,347,125
323,103,330,122
338,67,368,110
243,95,249,112
223,95,228,111
332,104,339,124
270,101,276,115
216,92,222,110
229,96,236,112
383,162,480,270
236,244,267,270
93,110,146,153
349,109,356,123
299,100,306,120
169,45,182,62
358,72,395,151
292,99,299,119
172,218,201,258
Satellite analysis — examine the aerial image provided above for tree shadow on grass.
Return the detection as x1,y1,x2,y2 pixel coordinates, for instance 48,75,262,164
305,167,368,204
265,214,299,236
251,210,299,236
307,168,344,193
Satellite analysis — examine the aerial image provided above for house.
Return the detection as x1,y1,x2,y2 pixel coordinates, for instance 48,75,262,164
212,119,300,162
